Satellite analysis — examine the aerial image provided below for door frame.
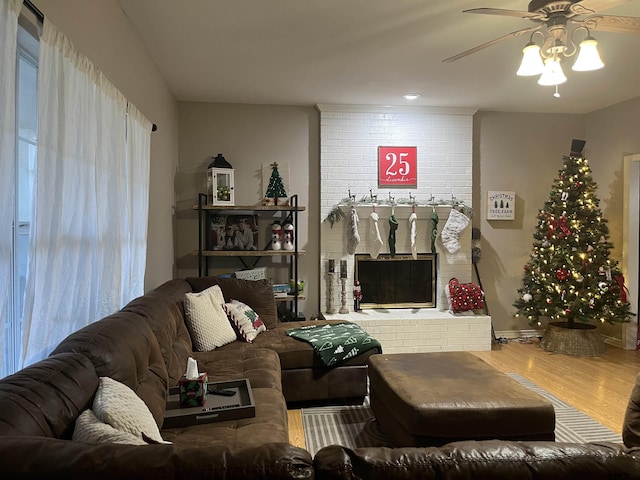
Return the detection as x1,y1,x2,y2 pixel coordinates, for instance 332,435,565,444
622,154,640,349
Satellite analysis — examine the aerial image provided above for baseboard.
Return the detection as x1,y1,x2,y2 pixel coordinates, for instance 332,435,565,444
603,335,623,348
494,329,543,339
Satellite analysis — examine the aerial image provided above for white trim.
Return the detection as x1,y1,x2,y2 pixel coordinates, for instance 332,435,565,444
604,335,623,349
315,103,478,116
622,154,640,349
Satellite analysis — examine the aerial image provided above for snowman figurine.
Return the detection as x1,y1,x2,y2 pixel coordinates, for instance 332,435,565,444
271,221,282,250
283,223,294,251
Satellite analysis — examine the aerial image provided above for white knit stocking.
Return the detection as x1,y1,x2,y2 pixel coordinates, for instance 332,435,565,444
346,207,360,254
370,211,383,259
440,209,470,254
408,212,418,260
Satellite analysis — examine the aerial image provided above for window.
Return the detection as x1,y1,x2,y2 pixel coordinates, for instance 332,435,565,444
3,20,38,378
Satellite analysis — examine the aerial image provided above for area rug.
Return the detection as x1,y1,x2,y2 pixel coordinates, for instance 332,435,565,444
302,373,622,456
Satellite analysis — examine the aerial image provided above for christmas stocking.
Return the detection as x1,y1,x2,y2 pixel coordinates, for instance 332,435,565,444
346,207,360,254
430,210,439,254
408,212,418,260
440,208,469,254
370,211,383,259
388,214,398,258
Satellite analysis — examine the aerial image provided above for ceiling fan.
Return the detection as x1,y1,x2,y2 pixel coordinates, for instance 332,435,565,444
443,0,640,64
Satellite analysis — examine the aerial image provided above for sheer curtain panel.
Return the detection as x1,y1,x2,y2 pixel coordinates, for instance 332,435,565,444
0,0,22,376
21,19,151,367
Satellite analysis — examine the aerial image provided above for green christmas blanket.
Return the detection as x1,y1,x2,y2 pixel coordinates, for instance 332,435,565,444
285,323,382,367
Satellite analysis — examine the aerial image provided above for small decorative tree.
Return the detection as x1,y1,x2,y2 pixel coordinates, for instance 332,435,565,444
513,141,632,338
264,162,287,206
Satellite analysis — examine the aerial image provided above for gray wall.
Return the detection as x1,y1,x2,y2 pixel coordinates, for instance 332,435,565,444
475,100,640,338
176,103,320,319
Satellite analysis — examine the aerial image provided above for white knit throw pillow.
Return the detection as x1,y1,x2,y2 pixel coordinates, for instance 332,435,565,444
92,377,166,444
73,409,147,445
184,285,237,350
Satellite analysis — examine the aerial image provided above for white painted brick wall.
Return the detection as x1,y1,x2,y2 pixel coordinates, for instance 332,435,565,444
318,105,488,352
324,310,492,353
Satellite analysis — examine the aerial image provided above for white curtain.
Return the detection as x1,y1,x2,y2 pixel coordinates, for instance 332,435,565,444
0,0,23,376
124,104,152,299
21,19,152,367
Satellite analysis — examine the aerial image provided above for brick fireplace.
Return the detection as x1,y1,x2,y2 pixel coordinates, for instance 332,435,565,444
318,104,491,353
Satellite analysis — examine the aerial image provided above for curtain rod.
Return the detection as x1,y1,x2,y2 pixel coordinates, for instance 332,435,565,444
23,0,43,23
22,0,158,133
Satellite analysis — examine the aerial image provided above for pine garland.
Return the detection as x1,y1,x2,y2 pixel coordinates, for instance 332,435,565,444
323,195,472,226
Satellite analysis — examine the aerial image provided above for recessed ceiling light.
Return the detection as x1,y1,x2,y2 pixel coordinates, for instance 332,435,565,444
403,93,421,100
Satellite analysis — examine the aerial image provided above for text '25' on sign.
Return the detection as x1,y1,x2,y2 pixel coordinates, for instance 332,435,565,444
378,146,417,187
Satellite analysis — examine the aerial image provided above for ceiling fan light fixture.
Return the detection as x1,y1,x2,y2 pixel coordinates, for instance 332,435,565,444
516,42,544,76
402,93,421,100
572,37,604,72
537,57,567,86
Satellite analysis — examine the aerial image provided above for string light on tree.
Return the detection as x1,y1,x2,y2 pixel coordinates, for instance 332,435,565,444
513,140,632,330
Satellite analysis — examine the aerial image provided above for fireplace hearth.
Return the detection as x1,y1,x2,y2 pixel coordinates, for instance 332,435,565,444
355,253,436,309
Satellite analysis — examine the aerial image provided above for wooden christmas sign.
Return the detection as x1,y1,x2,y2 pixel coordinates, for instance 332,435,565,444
378,146,417,187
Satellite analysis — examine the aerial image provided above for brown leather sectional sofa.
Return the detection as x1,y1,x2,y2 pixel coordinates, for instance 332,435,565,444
1,276,640,479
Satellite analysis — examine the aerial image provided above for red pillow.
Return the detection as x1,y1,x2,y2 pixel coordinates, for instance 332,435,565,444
447,278,484,313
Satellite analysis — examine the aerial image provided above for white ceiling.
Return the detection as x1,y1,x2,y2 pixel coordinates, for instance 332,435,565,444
118,0,640,114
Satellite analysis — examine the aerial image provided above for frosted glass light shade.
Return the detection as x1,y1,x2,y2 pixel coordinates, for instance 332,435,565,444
517,43,544,76
538,57,567,86
572,37,604,71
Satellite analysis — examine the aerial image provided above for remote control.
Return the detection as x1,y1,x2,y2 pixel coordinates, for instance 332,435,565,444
210,388,236,396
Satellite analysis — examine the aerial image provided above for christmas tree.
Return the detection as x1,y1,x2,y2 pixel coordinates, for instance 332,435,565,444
265,162,287,205
513,141,632,328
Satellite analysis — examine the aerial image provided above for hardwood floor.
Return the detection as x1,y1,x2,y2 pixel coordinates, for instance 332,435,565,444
287,341,640,449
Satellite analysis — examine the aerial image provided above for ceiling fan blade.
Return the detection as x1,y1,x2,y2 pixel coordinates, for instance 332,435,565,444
463,7,545,20
580,14,640,34
574,0,634,14
442,25,541,63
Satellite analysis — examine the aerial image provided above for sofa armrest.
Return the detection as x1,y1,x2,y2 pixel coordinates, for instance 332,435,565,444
0,437,313,480
313,442,640,480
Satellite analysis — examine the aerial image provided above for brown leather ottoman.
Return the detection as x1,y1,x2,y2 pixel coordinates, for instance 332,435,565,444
368,352,555,446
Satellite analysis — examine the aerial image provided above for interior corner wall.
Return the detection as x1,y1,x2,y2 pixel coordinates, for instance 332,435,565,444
33,0,179,292
474,111,585,336
584,96,640,343
176,102,320,320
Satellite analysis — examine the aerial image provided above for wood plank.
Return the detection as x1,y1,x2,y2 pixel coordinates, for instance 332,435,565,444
473,341,640,434
287,409,306,449
192,250,305,257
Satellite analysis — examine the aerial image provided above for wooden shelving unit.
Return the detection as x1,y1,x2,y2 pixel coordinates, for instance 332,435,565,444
193,194,306,317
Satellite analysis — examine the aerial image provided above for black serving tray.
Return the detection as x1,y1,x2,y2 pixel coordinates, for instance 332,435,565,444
163,378,255,429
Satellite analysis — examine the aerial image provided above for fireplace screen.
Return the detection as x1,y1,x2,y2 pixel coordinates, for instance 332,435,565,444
355,253,436,309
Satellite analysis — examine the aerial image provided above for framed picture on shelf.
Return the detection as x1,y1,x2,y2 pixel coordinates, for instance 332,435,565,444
209,215,259,251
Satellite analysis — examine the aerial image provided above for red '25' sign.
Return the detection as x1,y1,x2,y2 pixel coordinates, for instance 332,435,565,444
378,146,417,187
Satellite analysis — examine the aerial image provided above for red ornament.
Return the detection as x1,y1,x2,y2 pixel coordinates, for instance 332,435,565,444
555,269,569,281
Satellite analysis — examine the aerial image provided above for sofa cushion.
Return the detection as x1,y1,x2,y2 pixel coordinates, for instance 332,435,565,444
72,409,147,445
184,285,237,351
161,387,289,446
193,346,282,391
93,377,167,444
0,352,98,438
185,277,278,329
121,279,194,387
251,320,382,370
224,300,267,343
623,372,640,447
51,312,169,427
